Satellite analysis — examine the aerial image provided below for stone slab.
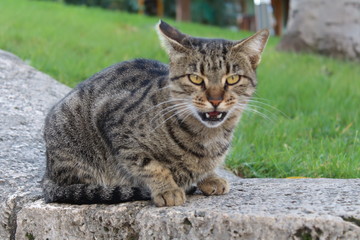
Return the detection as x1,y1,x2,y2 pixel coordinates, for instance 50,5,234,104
15,179,360,240
0,49,70,239
1,49,360,239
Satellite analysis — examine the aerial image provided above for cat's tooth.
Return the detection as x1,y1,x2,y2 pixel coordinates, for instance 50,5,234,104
205,113,210,118
217,113,222,119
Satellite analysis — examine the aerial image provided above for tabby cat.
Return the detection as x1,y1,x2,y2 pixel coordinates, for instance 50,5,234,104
43,20,269,207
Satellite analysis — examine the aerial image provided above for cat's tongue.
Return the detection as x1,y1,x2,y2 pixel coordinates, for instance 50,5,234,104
208,111,221,117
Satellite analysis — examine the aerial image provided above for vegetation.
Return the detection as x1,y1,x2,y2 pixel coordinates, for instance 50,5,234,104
41,0,236,26
1,0,359,178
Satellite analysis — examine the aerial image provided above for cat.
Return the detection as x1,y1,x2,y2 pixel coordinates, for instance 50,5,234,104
42,20,269,207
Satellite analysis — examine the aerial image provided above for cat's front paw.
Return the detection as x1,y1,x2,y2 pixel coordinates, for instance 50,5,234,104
153,188,186,207
198,177,229,196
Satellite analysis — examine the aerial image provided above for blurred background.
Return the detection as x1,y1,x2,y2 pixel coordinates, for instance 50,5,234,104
42,0,287,35
0,0,359,178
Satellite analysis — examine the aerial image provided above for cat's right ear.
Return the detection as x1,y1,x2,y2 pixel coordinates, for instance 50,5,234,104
156,20,190,56
232,29,269,69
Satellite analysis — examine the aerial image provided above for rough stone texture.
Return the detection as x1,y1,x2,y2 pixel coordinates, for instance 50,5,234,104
0,50,69,199
277,0,360,61
1,49,360,239
14,179,360,240
0,49,70,240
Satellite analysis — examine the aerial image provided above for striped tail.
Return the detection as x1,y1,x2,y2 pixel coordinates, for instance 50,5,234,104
42,178,151,204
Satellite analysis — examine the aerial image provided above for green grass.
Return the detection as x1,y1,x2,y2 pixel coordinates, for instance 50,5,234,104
1,0,359,178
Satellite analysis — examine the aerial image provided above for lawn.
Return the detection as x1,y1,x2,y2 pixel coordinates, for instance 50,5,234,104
1,0,359,178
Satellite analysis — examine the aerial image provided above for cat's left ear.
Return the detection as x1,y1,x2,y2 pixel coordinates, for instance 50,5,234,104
156,20,190,56
232,29,270,69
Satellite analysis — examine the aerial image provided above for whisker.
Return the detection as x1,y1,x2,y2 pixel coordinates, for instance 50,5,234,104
245,98,288,118
149,103,189,123
245,103,279,120
174,107,195,125
235,104,274,122
179,111,193,125
152,107,190,132
138,98,188,117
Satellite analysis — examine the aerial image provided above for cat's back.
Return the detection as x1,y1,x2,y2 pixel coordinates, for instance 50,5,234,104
44,59,170,143
80,59,169,95
45,59,169,125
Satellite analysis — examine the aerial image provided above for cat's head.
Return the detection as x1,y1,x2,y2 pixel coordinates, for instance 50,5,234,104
157,20,269,128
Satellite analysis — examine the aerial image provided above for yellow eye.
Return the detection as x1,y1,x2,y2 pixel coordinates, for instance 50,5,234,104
226,75,241,85
188,74,204,85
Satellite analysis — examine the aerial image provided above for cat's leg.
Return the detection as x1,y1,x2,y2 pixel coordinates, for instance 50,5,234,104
131,159,186,207
197,172,229,196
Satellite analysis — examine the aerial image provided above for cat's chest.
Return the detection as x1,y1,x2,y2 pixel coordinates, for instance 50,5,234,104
176,134,230,172
164,121,233,159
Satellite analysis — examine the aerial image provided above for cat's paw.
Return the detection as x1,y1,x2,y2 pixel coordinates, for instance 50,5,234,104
153,188,186,207
198,177,229,196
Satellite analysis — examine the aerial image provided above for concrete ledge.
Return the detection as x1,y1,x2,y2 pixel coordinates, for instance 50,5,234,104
15,179,360,239
1,50,360,239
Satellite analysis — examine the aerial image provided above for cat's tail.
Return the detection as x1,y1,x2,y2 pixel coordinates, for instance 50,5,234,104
42,177,151,204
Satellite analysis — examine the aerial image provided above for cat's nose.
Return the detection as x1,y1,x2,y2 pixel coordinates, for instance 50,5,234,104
206,88,224,107
209,98,222,107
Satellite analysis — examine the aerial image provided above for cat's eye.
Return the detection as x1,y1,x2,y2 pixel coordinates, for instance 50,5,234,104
226,75,241,85
188,74,204,85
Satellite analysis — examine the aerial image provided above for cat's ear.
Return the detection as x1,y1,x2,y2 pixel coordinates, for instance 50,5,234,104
232,29,270,69
156,20,190,56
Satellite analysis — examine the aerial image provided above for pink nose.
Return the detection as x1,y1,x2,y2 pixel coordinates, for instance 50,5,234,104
209,99,222,107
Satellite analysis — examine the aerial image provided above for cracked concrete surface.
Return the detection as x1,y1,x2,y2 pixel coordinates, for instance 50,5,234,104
1,49,360,240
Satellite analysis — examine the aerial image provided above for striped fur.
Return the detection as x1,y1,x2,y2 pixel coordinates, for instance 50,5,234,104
43,21,269,206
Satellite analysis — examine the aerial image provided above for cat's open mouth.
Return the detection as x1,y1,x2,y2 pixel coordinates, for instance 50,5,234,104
199,111,227,122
